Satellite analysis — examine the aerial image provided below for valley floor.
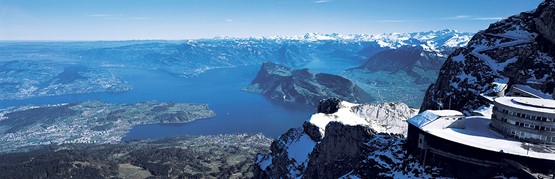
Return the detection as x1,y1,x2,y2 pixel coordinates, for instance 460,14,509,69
0,133,271,179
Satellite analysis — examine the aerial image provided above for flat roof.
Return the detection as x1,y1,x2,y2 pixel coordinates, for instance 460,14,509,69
407,110,463,128
421,116,555,160
495,97,555,113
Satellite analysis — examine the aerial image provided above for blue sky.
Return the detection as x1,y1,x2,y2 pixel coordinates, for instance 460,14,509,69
0,0,543,40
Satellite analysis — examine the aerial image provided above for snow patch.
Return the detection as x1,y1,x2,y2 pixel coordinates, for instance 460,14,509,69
451,53,466,62
309,101,368,135
472,105,493,117
286,134,316,165
445,34,471,47
498,57,518,70
256,155,272,170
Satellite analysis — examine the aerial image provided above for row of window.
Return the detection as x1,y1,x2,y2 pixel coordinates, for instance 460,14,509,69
493,123,555,143
493,106,555,122
492,114,555,132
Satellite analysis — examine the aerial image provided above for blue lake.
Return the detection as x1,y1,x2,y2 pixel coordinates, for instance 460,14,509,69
0,65,314,139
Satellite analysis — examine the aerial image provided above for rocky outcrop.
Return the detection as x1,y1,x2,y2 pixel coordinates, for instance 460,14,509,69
420,0,555,113
254,99,430,178
352,102,418,135
534,0,555,45
244,63,373,106
303,122,375,179
316,97,341,114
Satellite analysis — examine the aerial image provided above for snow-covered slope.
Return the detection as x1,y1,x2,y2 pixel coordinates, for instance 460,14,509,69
254,98,435,179
421,0,555,113
309,100,417,136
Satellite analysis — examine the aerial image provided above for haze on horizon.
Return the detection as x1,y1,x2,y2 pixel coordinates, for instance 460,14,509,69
0,0,543,41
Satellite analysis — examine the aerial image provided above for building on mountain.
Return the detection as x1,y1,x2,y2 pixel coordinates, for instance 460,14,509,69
491,97,555,144
406,108,555,178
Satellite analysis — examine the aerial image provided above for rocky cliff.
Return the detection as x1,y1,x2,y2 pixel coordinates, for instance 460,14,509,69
420,0,555,113
244,63,374,106
254,98,433,178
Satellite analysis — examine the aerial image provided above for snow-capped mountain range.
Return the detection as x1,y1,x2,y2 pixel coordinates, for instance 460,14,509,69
0,29,472,105
217,29,473,52
73,29,472,78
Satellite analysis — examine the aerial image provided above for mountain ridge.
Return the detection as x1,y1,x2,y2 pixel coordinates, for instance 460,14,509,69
420,0,555,113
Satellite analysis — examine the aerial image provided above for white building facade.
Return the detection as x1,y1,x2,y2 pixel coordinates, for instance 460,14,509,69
491,97,555,144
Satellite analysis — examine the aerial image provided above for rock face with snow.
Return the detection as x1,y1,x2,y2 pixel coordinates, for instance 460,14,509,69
421,0,555,113
244,63,373,106
254,99,432,178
